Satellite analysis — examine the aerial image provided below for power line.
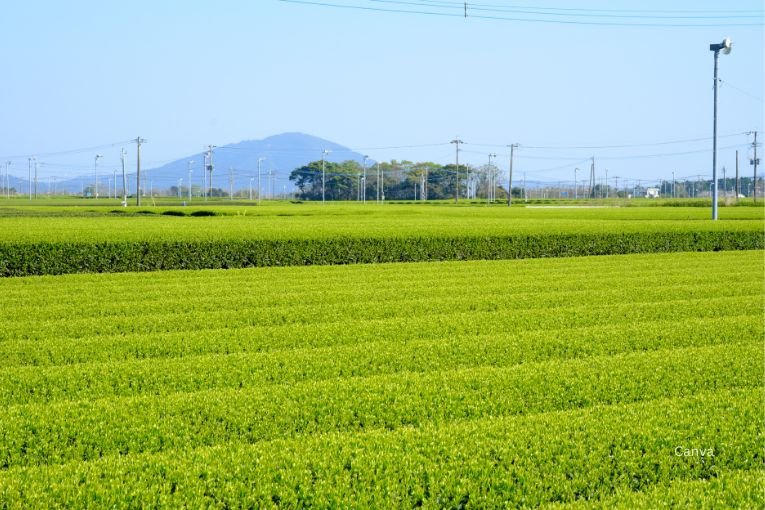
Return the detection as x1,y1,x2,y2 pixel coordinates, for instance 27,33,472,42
0,139,137,161
517,132,746,150
279,0,764,27
388,0,762,15
367,0,764,19
718,79,764,103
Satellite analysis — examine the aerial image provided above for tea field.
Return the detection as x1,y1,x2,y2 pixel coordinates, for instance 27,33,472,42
0,250,762,507
0,204,762,275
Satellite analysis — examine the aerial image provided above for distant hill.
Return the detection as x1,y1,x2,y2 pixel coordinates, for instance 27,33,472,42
13,133,369,197
142,133,370,197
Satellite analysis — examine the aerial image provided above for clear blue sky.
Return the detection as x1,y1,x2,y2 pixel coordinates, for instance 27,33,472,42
0,0,762,187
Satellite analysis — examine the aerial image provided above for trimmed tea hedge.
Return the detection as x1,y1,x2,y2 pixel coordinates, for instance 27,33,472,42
0,230,762,276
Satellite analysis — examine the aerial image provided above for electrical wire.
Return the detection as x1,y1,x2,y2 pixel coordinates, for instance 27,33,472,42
279,0,764,27
0,139,137,161
367,0,763,19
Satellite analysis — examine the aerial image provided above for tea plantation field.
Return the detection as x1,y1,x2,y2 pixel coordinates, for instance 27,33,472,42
0,250,762,508
0,204,762,275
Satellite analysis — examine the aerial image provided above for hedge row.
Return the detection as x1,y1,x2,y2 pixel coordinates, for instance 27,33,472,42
1,230,762,276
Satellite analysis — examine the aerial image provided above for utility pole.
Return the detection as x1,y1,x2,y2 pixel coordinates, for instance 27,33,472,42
5,161,10,199
735,150,739,202
488,153,496,203
748,131,759,202
228,168,234,200
450,138,463,204
672,172,675,199
321,150,330,203
178,178,183,200
257,157,265,204
605,168,609,199
362,155,368,203
135,137,145,206
574,167,578,200
202,153,208,201
120,149,127,205
589,157,595,198
187,160,194,202
94,154,102,200
708,38,732,218
113,169,118,199
27,157,32,200
206,145,215,199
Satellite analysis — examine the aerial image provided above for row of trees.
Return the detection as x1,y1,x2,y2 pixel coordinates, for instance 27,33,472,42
288,160,520,201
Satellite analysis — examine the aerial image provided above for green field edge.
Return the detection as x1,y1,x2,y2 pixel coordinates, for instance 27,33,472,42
1,229,763,276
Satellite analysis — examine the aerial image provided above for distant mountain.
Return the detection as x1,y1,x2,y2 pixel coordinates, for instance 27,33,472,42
143,133,370,197
10,133,369,197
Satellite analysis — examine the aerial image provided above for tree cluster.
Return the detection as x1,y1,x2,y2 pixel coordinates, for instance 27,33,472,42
289,160,506,201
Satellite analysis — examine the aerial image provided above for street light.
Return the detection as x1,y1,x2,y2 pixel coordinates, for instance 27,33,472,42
94,154,103,199
709,37,732,220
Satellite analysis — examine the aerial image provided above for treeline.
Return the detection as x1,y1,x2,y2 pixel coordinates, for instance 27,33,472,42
289,160,519,201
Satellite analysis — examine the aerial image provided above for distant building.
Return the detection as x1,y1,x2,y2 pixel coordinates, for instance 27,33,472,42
645,187,660,199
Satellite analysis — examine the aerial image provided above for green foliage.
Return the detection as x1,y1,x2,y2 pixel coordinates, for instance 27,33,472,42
0,251,762,506
0,229,761,276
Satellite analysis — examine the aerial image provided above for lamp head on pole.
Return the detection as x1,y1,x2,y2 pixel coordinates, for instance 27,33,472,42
709,37,732,54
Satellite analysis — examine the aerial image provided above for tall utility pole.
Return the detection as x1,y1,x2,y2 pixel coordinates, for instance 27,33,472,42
120,149,127,205
748,131,759,203
672,172,676,199
187,160,194,202
574,167,579,199
735,150,739,202
450,138,463,204
113,169,118,199
203,153,208,201
94,154,102,200
321,150,330,203
362,155,368,203
589,157,596,198
135,137,145,206
487,153,496,203
206,145,216,199
709,38,732,219
376,162,381,203
257,157,265,204
604,168,609,198
27,157,33,200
